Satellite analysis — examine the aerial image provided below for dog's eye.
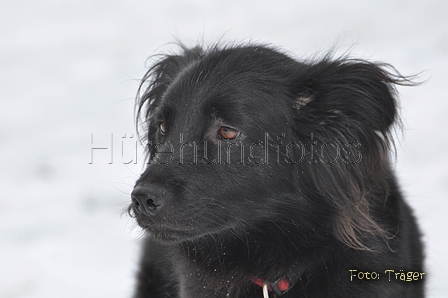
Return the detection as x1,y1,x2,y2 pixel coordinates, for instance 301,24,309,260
218,126,240,140
159,122,166,135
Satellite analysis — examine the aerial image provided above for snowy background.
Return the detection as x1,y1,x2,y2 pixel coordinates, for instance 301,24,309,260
1,1,447,297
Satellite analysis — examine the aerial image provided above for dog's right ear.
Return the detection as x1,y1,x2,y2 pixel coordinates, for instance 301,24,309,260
135,45,204,143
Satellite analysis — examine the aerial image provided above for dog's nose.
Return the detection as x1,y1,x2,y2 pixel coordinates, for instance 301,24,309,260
131,184,166,215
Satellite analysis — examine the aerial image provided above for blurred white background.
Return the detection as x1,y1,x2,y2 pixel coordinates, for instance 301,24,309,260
1,1,447,297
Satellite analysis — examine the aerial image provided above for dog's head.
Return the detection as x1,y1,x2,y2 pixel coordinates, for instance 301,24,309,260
129,44,407,249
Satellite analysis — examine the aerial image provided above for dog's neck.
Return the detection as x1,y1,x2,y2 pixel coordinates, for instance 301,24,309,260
176,229,315,296
249,276,297,296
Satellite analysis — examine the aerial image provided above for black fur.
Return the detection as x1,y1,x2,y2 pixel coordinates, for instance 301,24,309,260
129,43,424,297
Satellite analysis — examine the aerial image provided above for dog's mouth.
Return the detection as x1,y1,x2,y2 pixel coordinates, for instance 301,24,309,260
137,218,216,243
144,224,201,242
130,206,243,243
129,206,219,242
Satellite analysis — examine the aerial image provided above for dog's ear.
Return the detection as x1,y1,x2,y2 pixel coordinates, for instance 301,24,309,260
294,59,405,133
135,45,204,150
293,59,413,250
137,45,204,124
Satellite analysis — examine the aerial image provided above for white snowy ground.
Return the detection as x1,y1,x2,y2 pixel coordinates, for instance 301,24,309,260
1,1,447,297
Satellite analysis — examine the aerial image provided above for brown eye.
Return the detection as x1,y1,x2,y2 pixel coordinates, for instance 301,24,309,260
218,126,240,140
159,122,166,135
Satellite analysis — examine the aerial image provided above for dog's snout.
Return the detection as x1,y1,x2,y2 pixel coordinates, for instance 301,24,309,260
131,184,166,215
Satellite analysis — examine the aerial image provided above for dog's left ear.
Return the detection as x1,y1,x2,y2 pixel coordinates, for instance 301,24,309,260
292,59,412,250
294,59,404,134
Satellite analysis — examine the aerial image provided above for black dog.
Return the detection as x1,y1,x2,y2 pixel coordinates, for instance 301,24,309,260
129,43,424,297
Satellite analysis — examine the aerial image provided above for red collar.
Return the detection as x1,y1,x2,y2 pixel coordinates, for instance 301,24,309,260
250,277,292,296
